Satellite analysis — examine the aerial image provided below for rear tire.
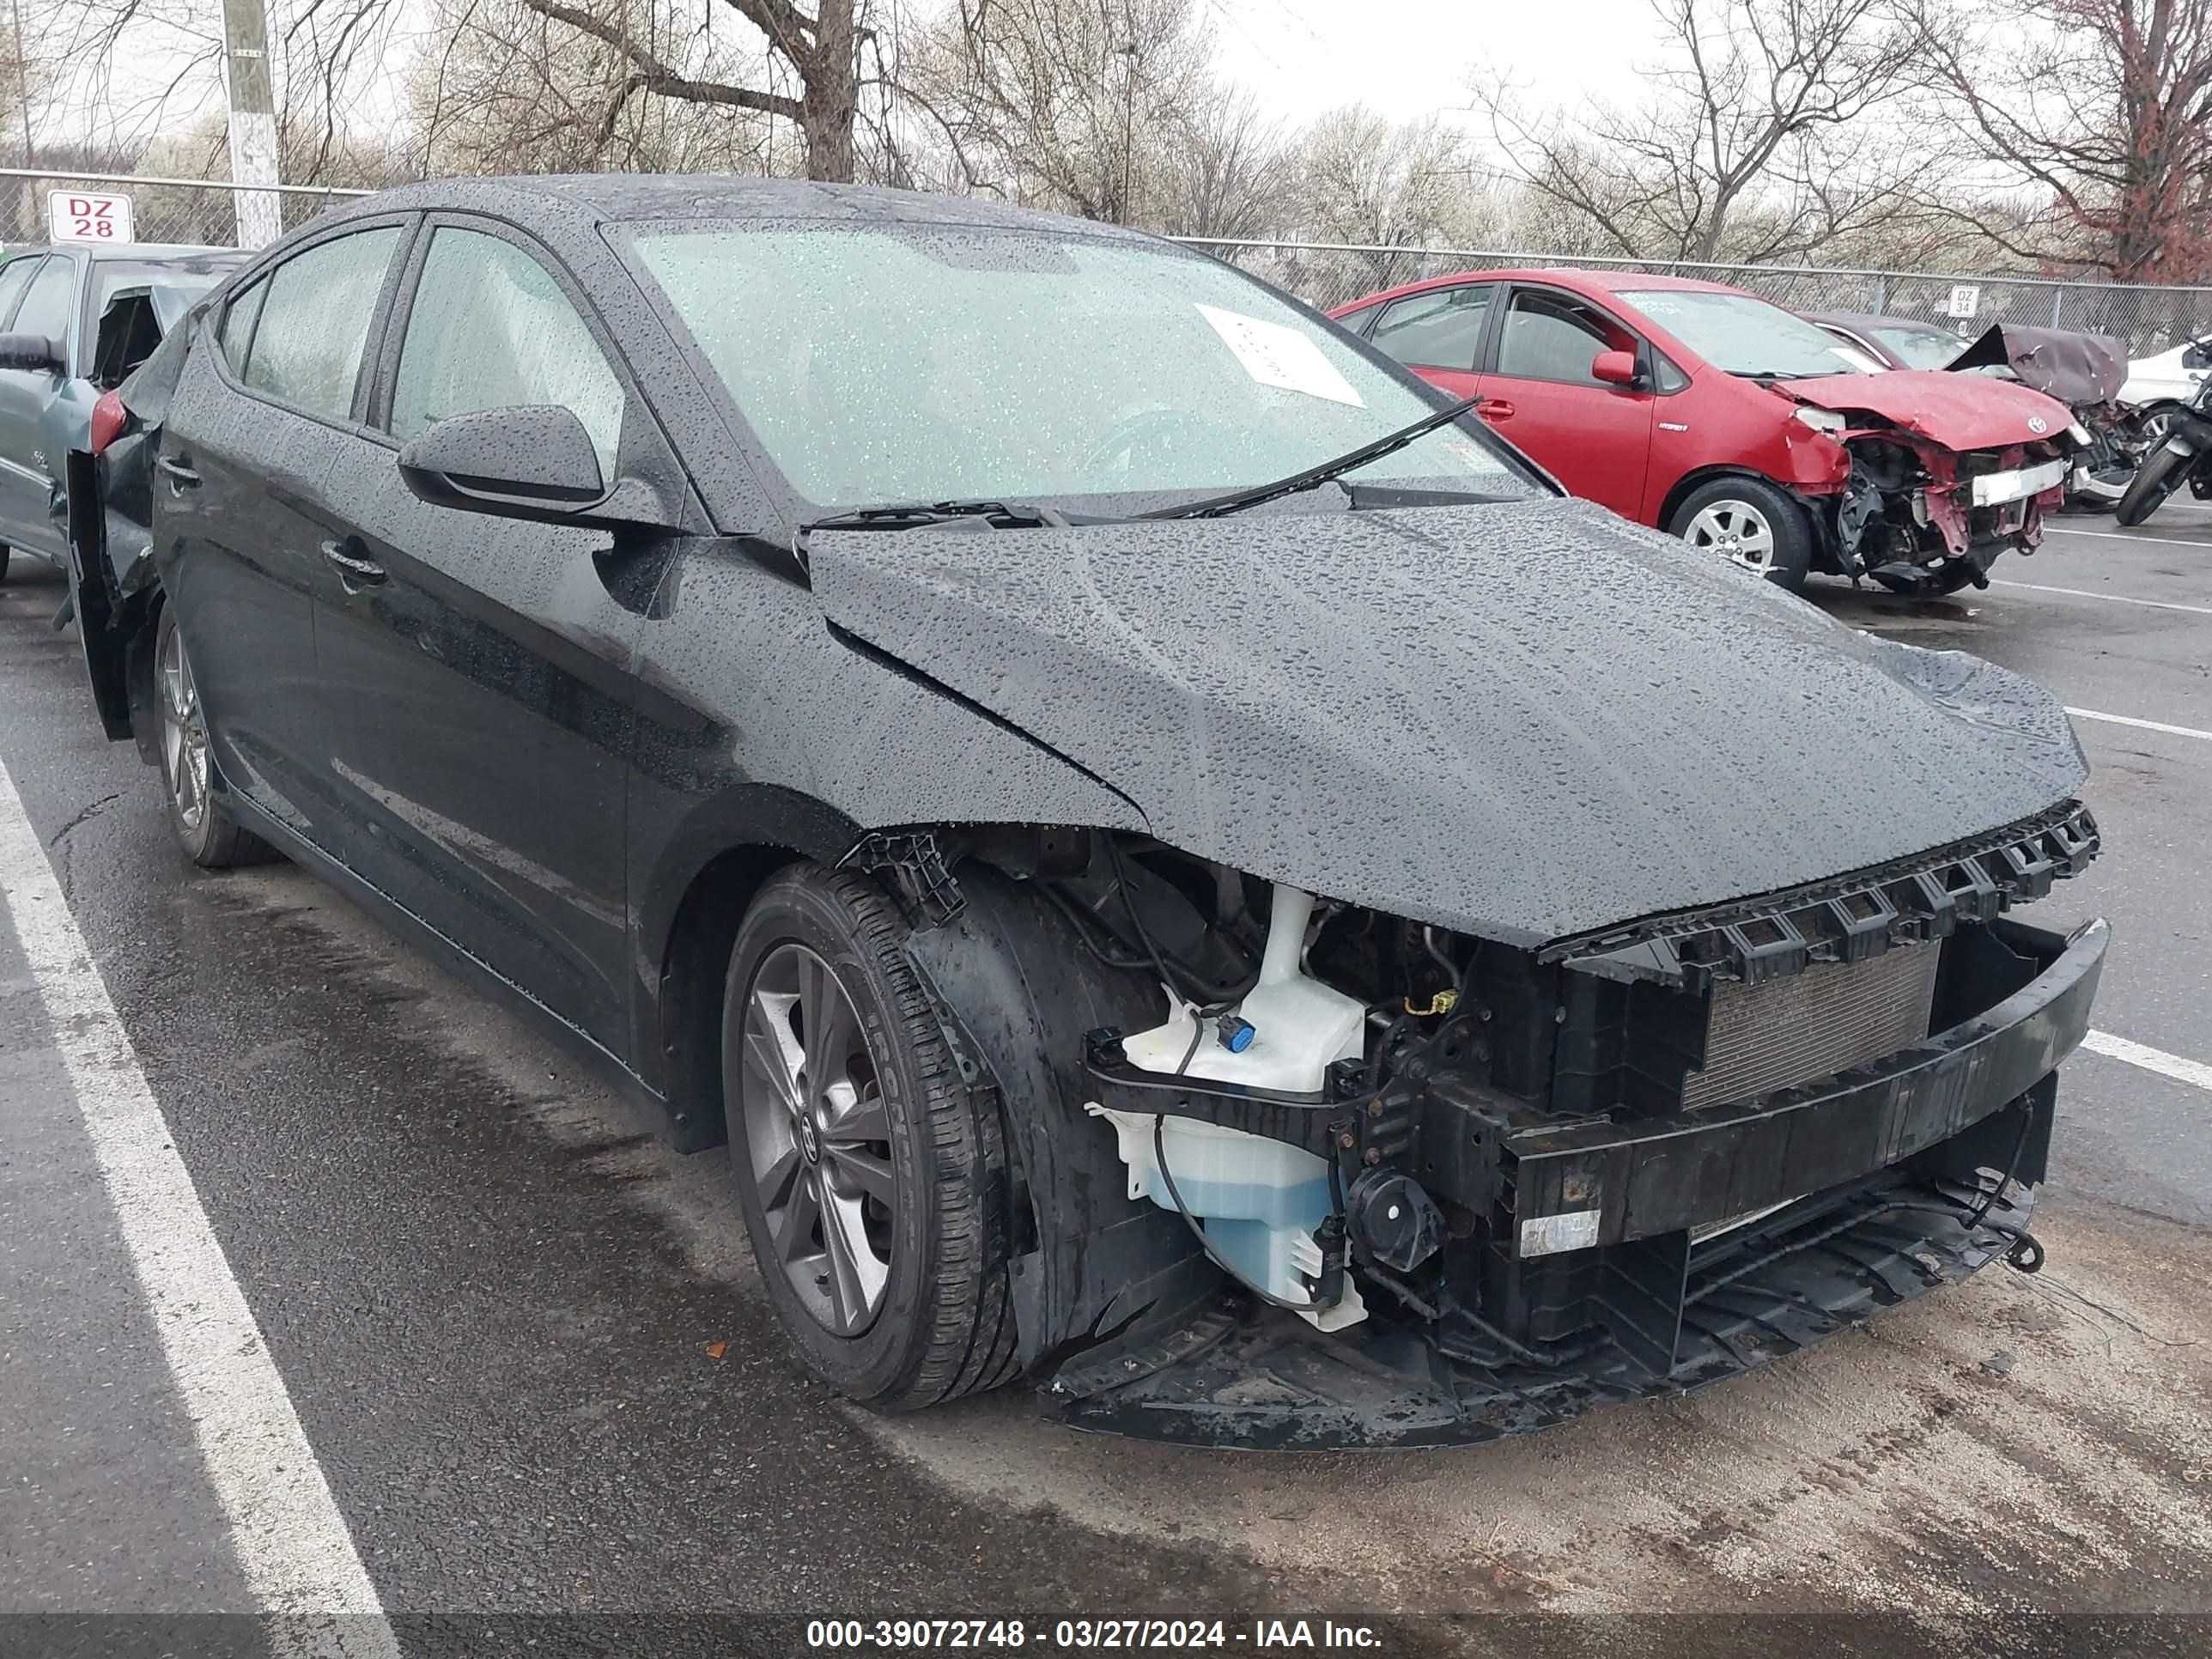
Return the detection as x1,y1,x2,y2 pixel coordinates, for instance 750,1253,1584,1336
2116,442,2191,527
154,604,271,868
1668,477,1813,592
722,865,1020,1413
0,544,11,584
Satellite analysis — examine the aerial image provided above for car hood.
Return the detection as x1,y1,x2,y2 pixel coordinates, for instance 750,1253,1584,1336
1945,323,2127,407
1780,369,2075,452
807,499,2086,945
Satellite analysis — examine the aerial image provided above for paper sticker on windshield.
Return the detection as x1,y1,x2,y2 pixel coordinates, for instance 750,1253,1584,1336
1197,304,1364,407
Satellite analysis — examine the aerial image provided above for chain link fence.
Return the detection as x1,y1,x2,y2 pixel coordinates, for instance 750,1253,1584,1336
0,168,369,252
1170,239,2212,358
9,172,2208,358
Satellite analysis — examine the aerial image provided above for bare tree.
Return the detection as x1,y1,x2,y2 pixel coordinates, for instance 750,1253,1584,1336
1906,0,2212,279
1467,0,1929,264
900,0,1213,221
1278,106,1498,295
507,0,862,179
33,0,410,184
410,0,782,176
37,0,866,184
1152,86,1291,240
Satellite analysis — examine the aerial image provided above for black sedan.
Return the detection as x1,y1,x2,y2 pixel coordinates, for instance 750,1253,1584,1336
74,177,2108,1447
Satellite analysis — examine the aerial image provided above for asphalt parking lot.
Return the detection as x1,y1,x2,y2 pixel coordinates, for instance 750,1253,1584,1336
3,509,2210,1656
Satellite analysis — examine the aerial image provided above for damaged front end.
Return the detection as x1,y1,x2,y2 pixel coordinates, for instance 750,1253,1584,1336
1830,435,2069,594
1778,375,2077,594
878,806,2104,1449
1945,322,2151,506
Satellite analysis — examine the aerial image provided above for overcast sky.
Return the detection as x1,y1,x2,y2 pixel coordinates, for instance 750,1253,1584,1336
1205,0,1659,125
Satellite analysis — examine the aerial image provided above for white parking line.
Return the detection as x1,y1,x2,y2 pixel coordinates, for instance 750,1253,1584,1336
0,757,398,1658
2083,1030,2212,1095
2065,706,2212,743
1991,580,2212,617
2039,526,2212,550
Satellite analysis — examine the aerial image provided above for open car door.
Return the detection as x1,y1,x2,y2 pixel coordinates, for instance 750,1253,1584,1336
64,302,199,748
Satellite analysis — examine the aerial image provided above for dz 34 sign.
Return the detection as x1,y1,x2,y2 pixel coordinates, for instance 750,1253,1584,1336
49,190,135,244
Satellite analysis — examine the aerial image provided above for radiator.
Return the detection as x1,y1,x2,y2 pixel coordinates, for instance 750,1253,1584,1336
1680,940,1941,1111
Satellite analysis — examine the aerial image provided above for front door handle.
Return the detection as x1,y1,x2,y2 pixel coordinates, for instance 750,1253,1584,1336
321,538,387,590
1475,398,1516,421
156,454,200,489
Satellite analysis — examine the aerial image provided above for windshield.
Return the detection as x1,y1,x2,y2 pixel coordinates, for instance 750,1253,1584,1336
627,222,1540,513
1617,289,1874,379
1868,319,1966,370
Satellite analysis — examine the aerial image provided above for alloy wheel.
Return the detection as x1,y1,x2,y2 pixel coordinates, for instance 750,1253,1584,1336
1684,500,1777,574
158,617,210,836
738,942,896,1336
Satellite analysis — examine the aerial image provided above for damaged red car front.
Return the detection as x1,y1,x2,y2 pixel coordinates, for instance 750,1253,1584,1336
1778,371,2074,593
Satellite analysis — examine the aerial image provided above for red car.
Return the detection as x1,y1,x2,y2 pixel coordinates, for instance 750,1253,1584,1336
1329,270,2081,594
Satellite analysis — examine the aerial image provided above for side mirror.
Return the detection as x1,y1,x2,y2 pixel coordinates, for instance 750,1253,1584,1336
1591,349,1642,388
0,330,64,374
397,404,679,532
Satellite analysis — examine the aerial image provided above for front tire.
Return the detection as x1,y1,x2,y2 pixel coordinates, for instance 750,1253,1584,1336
722,866,1019,1412
1668,477,1813,591
154,605,270,868
0,543,11,584
2116,442,2191,527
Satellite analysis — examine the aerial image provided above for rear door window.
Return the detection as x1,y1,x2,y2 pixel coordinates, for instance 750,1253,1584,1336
1369,286,1492,371
13,255,76,347
0,256,43,328
387,225,626,477
220,279,267,375
241,227,403,422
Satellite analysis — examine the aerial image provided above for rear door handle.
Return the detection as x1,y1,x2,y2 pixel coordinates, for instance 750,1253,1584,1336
156,454,200,489
1475,398,1515,421
321,538,387,590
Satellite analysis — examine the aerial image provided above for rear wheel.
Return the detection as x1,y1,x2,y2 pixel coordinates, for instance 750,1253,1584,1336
2116,441,2191,527
1668,477,1813,592
2136,404,2186,448
154,605,270,868
722,866,1019,1412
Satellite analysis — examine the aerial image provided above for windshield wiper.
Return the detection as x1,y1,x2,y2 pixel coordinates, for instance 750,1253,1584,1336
799,499,1082,535
1146,392,1486,520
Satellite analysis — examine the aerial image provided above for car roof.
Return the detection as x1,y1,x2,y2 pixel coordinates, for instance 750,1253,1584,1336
1336,264,1759,313
4,241,241,262
1812,310,1950,335
90,242,246,263
317,175,1159,246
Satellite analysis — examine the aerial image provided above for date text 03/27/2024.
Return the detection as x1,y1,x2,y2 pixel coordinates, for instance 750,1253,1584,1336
805,1620,1386,1650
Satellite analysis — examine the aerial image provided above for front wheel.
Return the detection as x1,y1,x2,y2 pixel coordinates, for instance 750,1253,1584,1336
154,605,270,868
722,866,1020,1412
2116,442,2194,527
1668,477,1813,592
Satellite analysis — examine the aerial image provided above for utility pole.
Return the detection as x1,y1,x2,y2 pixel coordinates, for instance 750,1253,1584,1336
221,0,282,249
9,0,30,167
1117,42,1138,225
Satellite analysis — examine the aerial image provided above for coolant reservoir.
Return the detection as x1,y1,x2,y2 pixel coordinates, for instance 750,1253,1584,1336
1088,884,1369,1331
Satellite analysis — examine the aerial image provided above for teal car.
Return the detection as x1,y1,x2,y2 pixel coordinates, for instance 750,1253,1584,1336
0,241,244,583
